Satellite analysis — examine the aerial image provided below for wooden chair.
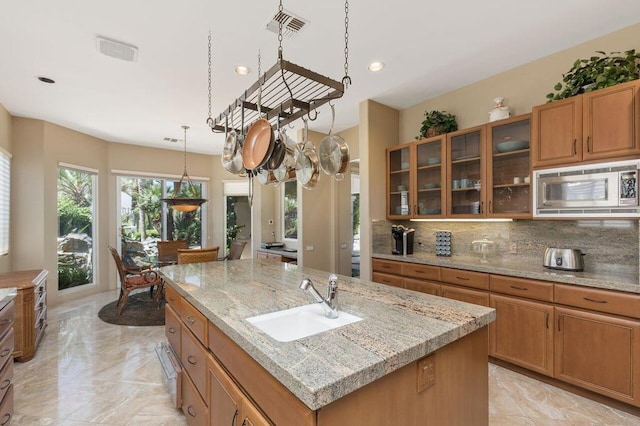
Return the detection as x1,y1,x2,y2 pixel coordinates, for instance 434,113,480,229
157,240,189,265
177,247,220,265
222,240,247,260
108,246,164,315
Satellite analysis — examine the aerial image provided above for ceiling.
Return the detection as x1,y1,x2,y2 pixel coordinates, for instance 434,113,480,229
1,1,639,155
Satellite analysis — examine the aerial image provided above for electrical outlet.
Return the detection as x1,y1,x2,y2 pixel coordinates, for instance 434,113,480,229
417,355,436,393
340,243,347,249
306,245,314,251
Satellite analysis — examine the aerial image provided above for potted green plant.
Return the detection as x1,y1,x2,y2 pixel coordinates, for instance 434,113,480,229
546,49,640,102
415,110,458,139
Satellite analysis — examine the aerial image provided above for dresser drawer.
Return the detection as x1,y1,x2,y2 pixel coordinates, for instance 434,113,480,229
0,384,12,426
181,324,208,402
0,356,12,404
490,275,554,302
441,268,489,290
401,263,440,281
165,304,182,357
0,329,13,371
182,300,207,346
0,302,13,342
372,272,403,288
372,259,402,275
165,286,182,316
181,372,208,426
555,284,640,319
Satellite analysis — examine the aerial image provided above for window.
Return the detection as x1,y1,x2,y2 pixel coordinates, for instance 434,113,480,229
223,181,251,255
118,175,206,267
57,165,97,290
0,148,10,256
283,181,297,241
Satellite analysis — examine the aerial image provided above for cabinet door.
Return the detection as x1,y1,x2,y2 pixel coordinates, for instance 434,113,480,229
486,114,532,218
256,251,269,260
165,304,182,357
414,136,446,218
446,125,486,217
441,284,489,307
531,96,582,167
583,80,640,161
555,307,640,407
489,294,553,376
209,355,242,426
240,398,272,426
387,144,414,218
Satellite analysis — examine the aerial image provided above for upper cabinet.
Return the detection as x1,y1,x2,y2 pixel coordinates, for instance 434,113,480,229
446,125,486,217
387,144,413,219
532,79,640,168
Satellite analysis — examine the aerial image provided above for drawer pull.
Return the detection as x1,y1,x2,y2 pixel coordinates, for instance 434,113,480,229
232,409,238,425
0,379,9,390
0,413,10,426
187,406,197,417
187,355,198,365
382,279,391,284
186,315,196,324
381,264,390,269
0,349,9,358
413,270,426,274
510,285,528,291
0,319,11,326
455,276,470,281
545,312,549,329
583,297,607,304
167,327,176,334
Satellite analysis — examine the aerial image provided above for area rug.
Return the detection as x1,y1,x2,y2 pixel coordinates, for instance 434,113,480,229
98,292,165,326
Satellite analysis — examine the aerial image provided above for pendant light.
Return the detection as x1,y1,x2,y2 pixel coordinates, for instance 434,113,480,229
162,125,207,212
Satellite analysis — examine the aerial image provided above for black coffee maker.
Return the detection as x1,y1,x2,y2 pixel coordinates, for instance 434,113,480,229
391,224,415,255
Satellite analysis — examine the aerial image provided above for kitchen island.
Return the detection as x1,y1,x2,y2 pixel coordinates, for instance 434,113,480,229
159,259,495,425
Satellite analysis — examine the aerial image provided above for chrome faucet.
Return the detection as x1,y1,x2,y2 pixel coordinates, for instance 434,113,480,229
299,274,339,319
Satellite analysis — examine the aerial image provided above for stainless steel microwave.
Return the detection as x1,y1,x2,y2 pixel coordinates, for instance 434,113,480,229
533,160,640,218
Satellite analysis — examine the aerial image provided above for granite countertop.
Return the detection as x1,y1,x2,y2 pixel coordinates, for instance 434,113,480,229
372,252,640,294
159,259,494,411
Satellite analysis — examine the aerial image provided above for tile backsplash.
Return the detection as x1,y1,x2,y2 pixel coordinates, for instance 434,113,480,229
372,219,639,275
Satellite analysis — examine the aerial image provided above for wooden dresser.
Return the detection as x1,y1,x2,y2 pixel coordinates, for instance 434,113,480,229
0,291,16,424
0,270,48,362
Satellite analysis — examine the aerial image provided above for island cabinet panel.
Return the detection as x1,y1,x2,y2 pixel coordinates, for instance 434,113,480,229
165,304,182,357
317,327,488,426
440,284,490,307
182,371,209,426
440,267,489,290
208,321,315,426
166,285,183,316
208,354,242,426
181,324,208,402
240,398,272,426
554,307,640,407
489,294,554,377
0,269,48,362
182,299,208,347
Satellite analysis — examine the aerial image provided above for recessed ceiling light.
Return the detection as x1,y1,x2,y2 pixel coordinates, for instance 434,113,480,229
368,61,386,72
37,76,55,84
235,65,251,76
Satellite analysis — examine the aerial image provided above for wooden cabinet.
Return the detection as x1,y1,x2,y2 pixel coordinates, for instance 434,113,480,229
209,354,242,426
486,114,532,218
532,79,640,168
386,143,413,219
240,398,271,426
446,125,486,217
555,306,640,406
489,294,553,376
0,297,14,424
0,269,48,362
441,284,489,307
182,371,208,426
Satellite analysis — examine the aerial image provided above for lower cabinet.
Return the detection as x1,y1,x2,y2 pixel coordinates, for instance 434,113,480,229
182,372,208,426
441,283,489,307
209,354,242,426
555,306,640,406
489,294,554,376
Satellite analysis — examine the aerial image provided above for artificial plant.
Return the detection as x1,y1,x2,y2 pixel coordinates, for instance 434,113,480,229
416,110,458,139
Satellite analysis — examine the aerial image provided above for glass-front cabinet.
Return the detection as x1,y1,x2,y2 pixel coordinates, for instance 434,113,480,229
446,125,486,217
486,114,532,218
387,144,413,219
414,136,446,218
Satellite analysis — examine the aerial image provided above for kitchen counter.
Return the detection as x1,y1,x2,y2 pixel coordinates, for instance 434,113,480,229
159,259,494,411
256,247,298,259
372,252,640,294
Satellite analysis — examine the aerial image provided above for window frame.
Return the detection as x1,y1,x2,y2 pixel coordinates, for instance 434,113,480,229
0,147,11,256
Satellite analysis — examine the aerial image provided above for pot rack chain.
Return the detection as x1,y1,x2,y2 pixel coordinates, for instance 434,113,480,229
343,0,351,88
206,32,213,128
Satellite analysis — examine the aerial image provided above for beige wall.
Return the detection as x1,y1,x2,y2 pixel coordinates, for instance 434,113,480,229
399,22,640,143
0,104,11,273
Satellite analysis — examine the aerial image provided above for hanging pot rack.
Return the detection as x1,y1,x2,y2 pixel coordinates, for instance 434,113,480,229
208,59,344,135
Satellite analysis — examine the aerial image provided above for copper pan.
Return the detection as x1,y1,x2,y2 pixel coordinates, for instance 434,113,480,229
242,118,274,170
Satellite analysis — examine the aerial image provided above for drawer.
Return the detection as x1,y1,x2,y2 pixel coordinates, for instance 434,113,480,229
441,284,490,307
182,372,208,426
35,289,46,313
555,284,640,319
0,329,12,372
401,263,440,281
181,324,208,402
0,384,12,426
182,300,207,346
372,259,402,275
0,302,13,341
372,272,403,288
34,276,46,299
404,278,440,296
166,304,182,357
490,275,554,302
441,268,489,290
34,314,47,348
165,286,182,316
0,357,12,404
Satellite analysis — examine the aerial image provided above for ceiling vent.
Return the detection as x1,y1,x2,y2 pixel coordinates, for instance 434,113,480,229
96,36,138,62
266,9,309,39
163,137,180,143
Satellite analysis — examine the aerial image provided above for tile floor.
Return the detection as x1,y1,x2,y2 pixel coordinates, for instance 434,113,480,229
9,290,640,425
